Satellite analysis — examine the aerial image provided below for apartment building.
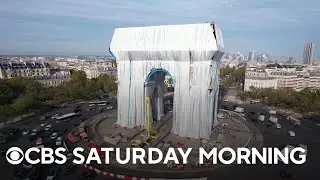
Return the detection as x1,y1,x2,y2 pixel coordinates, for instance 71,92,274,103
244,76,278,91
244,68,320,91
269,71,304,91
0,62,50,79
34,75,71,87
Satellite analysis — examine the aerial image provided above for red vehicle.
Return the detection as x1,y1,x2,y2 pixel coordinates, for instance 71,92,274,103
87,142,104,157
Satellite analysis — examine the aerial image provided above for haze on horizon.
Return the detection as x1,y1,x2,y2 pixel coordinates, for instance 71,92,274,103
0,0,319,59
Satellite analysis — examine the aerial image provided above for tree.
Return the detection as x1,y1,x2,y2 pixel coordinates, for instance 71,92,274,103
70,70,87,84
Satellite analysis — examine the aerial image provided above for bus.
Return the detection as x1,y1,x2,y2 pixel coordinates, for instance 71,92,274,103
89,101,106,105
53,113,77,120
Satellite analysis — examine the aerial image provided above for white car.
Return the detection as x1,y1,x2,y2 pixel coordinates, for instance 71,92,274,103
106,105,113,110
51,114,59,120
50,132,58,139
45,124,52,131
288,131,296,137
22,130,29,135
40,123,46,127
31,129,37,136
56,137,62,146
275,123,281,129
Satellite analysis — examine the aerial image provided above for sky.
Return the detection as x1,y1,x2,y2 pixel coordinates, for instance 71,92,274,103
0,0,319,59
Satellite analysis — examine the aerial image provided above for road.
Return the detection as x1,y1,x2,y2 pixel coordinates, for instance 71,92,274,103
1,99,320,180
0,98,117,180
212,102,320,180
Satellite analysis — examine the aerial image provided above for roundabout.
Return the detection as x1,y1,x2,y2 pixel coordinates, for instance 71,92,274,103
67,108,263,179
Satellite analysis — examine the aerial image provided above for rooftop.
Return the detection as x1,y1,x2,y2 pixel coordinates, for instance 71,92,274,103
0,62,50,69
246,76,277,80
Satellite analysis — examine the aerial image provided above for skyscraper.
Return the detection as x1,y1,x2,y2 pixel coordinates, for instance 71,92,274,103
303,42,314,64
248,50,255,61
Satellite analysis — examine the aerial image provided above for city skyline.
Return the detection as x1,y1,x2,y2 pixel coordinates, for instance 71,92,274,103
0,0,319,58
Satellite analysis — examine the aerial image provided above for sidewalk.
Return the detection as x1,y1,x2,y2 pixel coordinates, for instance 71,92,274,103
0,112,35,128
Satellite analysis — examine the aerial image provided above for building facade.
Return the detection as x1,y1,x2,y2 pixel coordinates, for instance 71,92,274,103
35,75,71,87
244,77,278,91
0,62,50,79
245,68,320,91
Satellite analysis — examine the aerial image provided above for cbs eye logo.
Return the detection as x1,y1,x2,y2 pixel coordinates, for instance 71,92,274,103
6,147,24,165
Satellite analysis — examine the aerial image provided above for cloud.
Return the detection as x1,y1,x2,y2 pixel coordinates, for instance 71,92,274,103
2,0,319,29
0,0,319,55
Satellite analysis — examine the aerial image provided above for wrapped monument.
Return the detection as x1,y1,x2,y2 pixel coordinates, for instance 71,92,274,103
109,22,224,139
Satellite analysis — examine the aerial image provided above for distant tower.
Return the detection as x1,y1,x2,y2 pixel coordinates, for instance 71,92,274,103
248,50,255,61
303,42,314,64
288,57,294,63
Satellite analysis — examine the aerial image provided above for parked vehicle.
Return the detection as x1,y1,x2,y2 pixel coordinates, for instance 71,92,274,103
275,123,281,129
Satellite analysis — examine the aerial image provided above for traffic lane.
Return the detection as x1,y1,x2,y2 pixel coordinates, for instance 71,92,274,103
207,162,317,180
58,166,117,180
208,119,320,179
249,117,320,174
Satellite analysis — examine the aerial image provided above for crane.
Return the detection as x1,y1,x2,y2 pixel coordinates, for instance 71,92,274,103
145,96,152,137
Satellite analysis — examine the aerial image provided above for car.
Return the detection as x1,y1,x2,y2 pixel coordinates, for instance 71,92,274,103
288,131,296,137
106,105,113,110
51,114,59,120
45,124,52,131
31,129,38,136
56,137,63,146
275,123,281,129
40,123,46,127
22,130,29,135
36,137,43,145
50,132,58,139
46,169,57,180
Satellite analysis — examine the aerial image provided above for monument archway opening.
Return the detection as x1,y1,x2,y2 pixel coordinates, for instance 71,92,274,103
144,68,174,134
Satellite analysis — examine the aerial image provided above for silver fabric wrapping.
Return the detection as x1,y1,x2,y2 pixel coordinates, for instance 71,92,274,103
110,23,224,139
